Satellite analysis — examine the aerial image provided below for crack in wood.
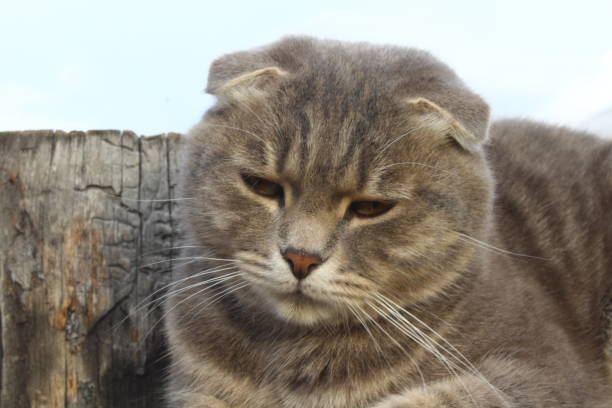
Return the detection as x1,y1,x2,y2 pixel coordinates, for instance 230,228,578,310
74,184,121,197
0,130,176,407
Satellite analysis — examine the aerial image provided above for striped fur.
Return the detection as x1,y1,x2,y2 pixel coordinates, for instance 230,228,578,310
164,37,612,407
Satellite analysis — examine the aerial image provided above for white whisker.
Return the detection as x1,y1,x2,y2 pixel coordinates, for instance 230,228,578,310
138,256,240,269
137,269,242,326
376,293,509,407
160,268,241,305
455,232,549,260
144,271,244,339
369,299,478,407
346,303,383,354
140,245,207,257
180,281,249,326
110,264,239,333
373,296,464,373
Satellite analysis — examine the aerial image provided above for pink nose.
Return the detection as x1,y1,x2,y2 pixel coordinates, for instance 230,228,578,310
283,251,322,280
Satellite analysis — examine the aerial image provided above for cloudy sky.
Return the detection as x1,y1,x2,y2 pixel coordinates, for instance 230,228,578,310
1,0,611,137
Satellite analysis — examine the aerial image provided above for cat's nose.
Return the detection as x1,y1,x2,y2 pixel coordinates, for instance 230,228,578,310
282,250,322,280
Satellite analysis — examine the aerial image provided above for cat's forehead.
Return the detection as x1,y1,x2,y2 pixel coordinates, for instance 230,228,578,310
205,75,427,197
273,93,397,174
228,96,415,198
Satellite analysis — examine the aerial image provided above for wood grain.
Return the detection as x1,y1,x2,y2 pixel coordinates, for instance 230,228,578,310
0,130,183,408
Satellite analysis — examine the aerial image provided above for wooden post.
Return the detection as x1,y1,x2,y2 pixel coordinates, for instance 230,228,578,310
0,130,184,408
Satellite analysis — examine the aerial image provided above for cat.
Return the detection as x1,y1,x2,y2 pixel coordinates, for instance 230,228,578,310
163,36,612,407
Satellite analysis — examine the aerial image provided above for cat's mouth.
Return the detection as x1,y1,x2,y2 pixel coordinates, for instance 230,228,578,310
285,286,319,303
268,288,338,325
272,285,328,309
249,276,341,324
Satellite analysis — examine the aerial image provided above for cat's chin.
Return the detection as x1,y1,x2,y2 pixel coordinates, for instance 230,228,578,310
268,291,342,326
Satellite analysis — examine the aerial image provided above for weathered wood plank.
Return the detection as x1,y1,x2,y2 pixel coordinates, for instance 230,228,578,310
0,130,181,407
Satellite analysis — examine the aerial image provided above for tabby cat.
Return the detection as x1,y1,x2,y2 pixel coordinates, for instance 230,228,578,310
164,36,612,407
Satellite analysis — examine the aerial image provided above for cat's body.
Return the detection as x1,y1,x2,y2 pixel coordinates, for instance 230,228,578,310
164,37,612,407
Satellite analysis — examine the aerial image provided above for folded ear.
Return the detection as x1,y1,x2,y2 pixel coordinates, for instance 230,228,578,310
205,49,288,101
406,97,486,153
214,66,288,101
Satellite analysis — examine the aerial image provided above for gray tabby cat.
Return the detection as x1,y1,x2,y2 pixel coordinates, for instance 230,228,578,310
164,36,612,407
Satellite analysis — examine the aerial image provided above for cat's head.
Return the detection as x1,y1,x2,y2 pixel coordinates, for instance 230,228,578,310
182,36,492,326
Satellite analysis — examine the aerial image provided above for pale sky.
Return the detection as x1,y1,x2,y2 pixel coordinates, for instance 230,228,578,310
1,0,611,137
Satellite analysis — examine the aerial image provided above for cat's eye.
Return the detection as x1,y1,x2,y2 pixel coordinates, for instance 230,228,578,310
241,174,284,201
348,201,395,218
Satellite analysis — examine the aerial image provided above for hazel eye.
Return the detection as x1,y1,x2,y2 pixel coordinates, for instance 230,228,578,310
241,174,284,200
349,200,394,218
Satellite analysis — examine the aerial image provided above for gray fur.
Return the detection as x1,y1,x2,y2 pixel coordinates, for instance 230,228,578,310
164,36,612,407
